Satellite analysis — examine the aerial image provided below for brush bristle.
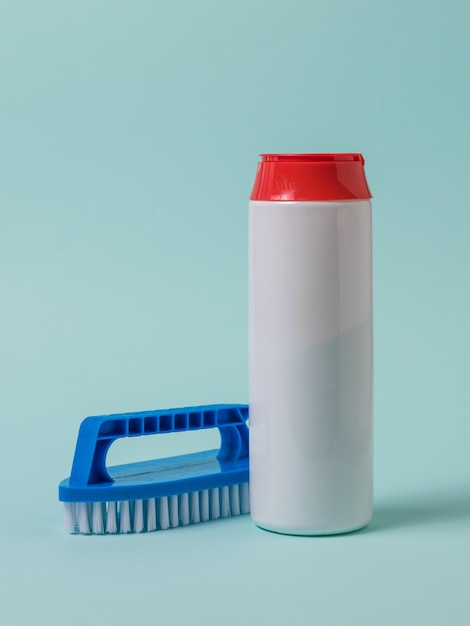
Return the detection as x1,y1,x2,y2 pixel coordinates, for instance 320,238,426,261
63,482,250,535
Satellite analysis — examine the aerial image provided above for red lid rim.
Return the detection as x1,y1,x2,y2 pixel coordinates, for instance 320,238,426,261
251,153,371,200
259,153,364,164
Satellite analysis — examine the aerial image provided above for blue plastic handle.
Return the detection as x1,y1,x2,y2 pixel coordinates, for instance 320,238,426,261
69,404,249,487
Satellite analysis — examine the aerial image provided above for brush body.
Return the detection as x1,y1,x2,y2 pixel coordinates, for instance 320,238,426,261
59,404,249,534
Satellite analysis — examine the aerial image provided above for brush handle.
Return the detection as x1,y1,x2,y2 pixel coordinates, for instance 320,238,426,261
69,404,249,487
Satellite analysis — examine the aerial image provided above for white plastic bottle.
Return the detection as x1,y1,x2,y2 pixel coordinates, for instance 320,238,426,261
249,154,373,535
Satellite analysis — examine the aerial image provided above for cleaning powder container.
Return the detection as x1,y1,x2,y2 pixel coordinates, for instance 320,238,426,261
248,153,373,535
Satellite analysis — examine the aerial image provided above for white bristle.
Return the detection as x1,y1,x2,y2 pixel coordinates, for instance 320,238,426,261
120,501,132,533
77,503,91,534
64,502,76,533
210,488,220,520
169,495,179,528
65,481,251,534
240,483,250,514
200,490,209,522
134,500,144,533
230,485,241,516
106,502,118,533
72,503,79,530
92,502,105,534
159,497,170,530
179,493,190,525
220,486,231,518
190,492,200,523
146,499,157,532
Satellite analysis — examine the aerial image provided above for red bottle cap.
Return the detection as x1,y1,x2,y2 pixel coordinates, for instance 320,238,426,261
250,153,372,201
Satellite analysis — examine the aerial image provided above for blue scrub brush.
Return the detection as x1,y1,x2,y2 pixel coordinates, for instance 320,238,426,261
59,404,249,534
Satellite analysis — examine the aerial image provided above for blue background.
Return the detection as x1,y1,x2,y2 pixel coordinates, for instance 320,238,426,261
1,1,469,624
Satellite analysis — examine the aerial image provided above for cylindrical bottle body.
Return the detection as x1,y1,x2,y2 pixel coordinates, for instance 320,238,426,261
249,198,373,535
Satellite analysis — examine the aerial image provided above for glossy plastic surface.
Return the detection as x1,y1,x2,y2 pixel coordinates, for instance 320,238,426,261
249,200,373,535
250,153,372,201
59,404,249,503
